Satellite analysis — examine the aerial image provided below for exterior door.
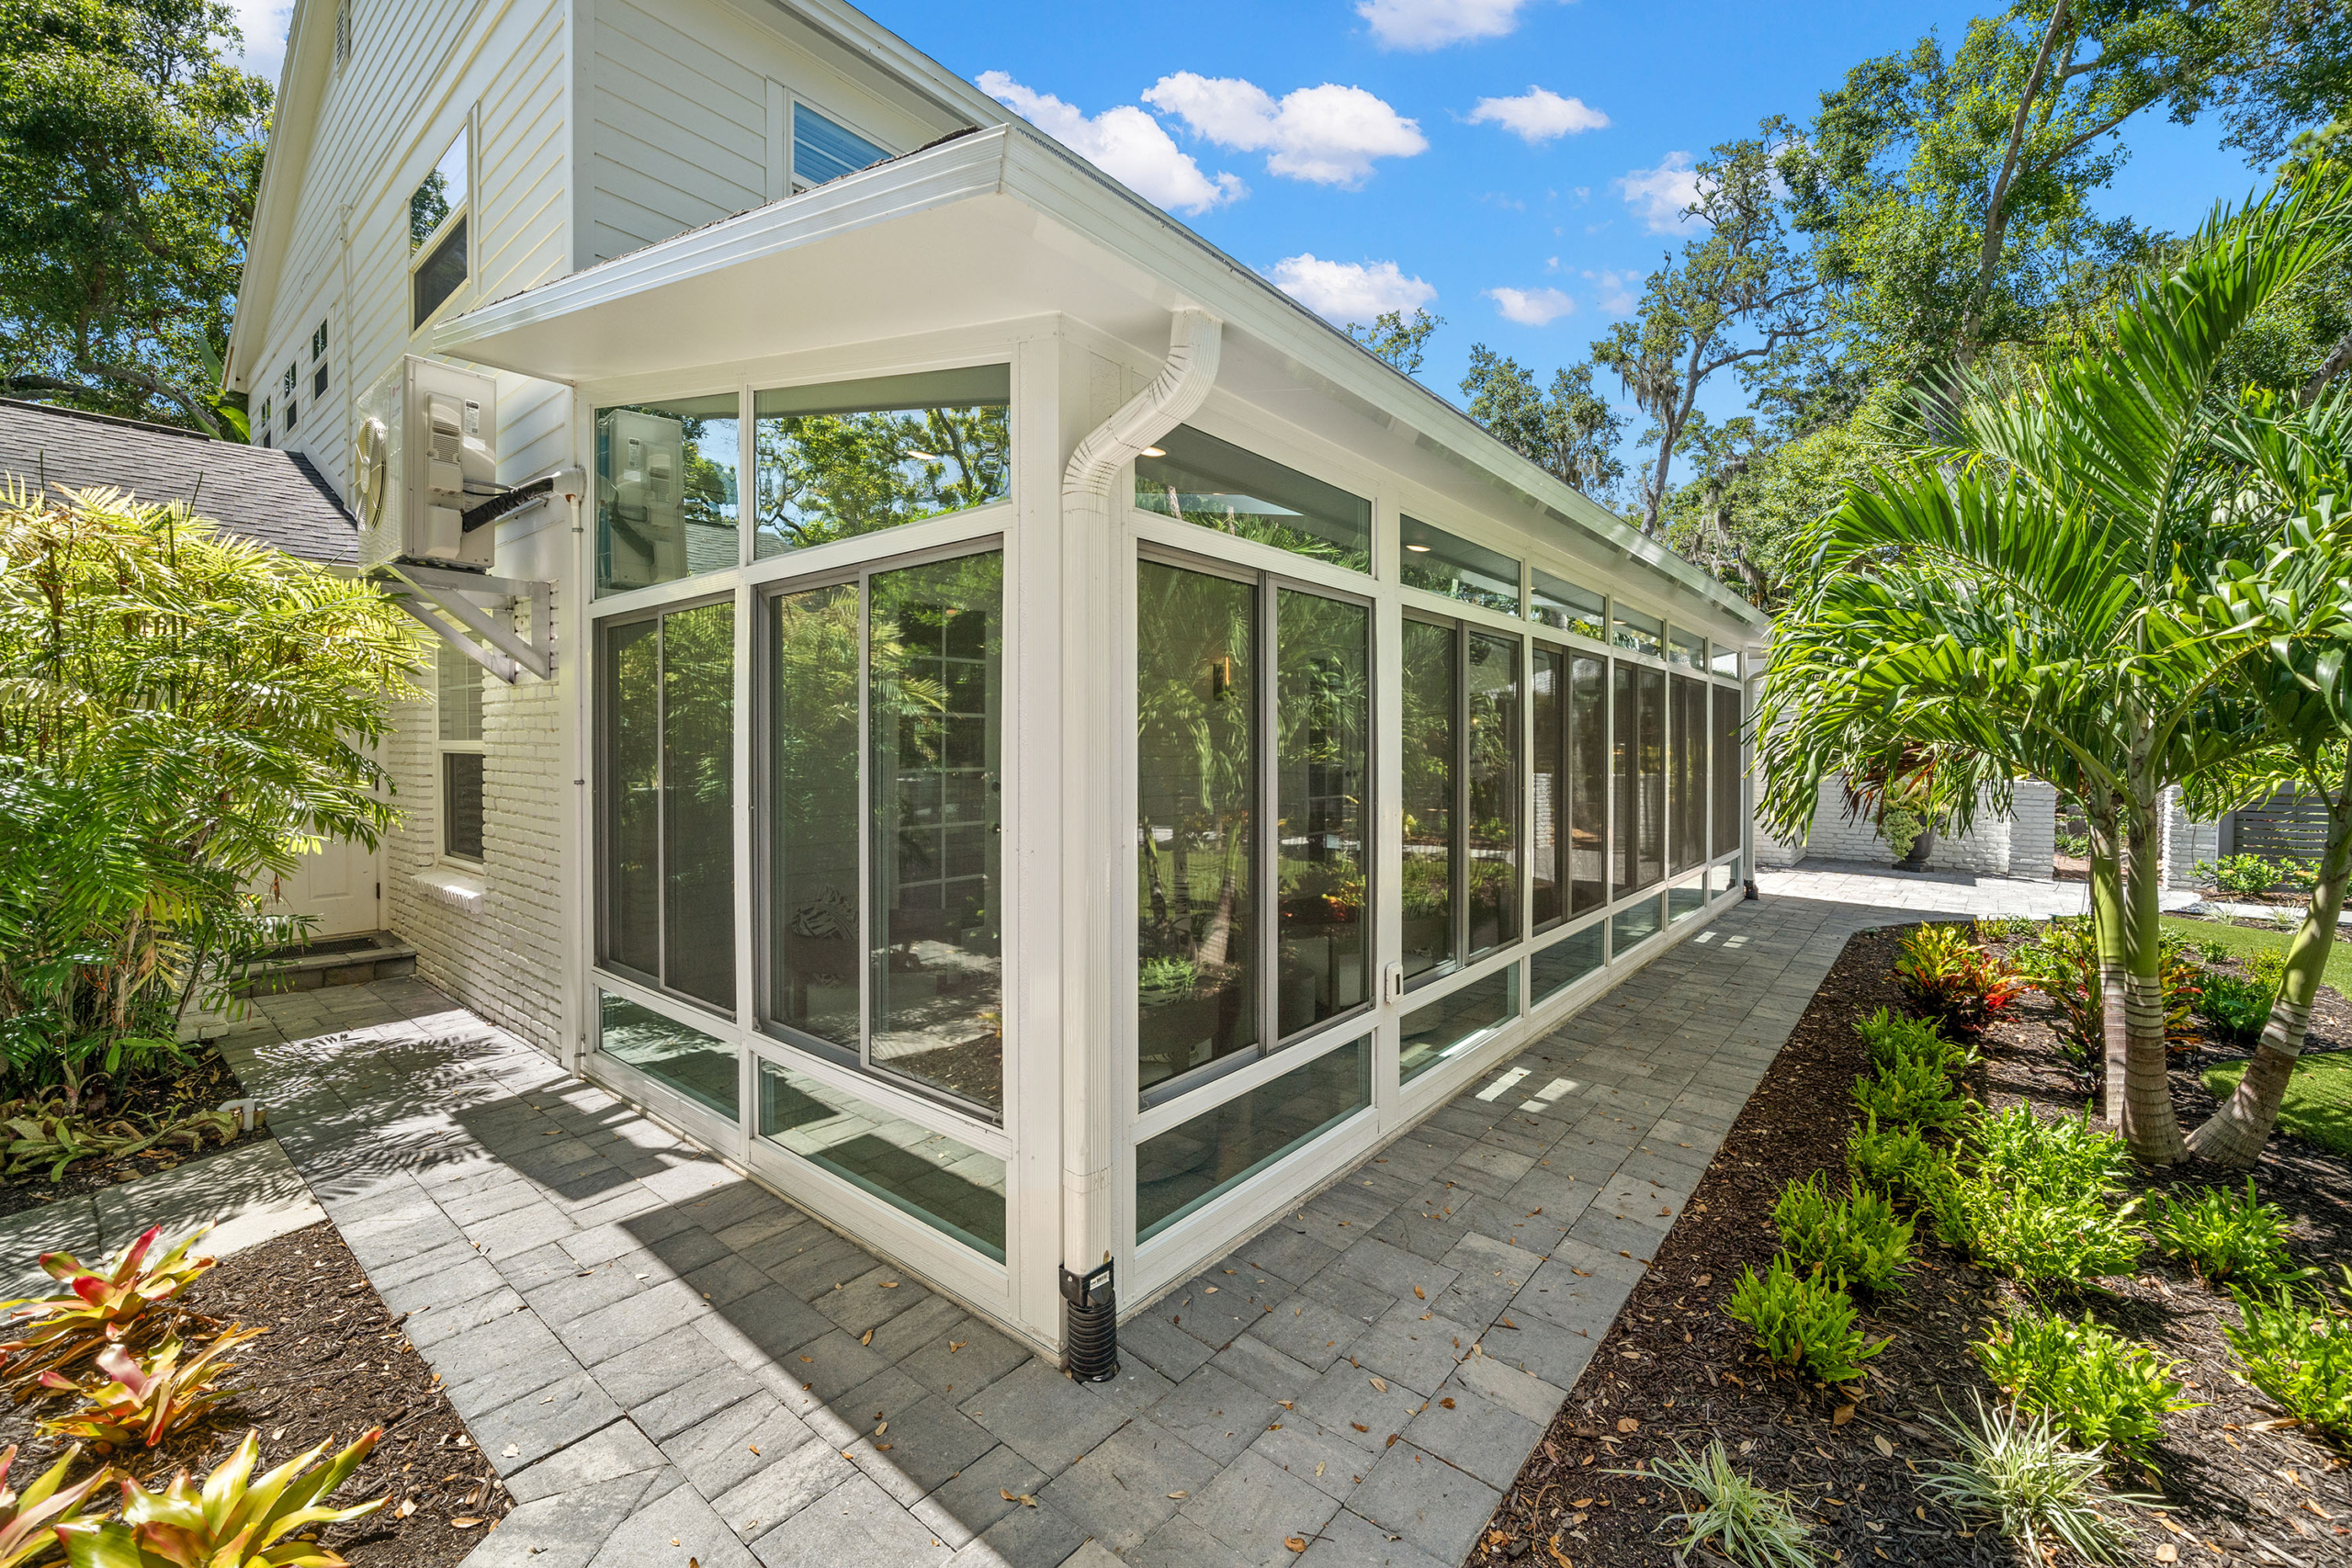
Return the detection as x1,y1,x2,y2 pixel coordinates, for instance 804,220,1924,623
260,833,382,939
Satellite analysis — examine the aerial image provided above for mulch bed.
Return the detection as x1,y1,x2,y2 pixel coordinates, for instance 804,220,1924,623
0,1221,509,1566
1472,923,2352,1568
0,1045,266,1220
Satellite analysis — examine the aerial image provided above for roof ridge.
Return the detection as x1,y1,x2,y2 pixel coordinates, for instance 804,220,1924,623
0,399,217,442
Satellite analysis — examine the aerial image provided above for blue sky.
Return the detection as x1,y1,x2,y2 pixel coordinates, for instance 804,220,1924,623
230,0,2268,444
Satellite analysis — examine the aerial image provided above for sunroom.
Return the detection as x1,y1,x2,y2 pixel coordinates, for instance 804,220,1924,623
437,122,1768,1361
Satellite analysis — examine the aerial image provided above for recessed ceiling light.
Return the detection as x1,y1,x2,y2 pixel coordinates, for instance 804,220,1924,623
1140,446,1166,457
1405,543,1431,552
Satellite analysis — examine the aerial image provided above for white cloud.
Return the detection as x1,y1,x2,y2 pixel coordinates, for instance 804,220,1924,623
1358,0,1531,50
1270,255,1436,322
1486,286,1575,325
1465,87,1608,143
1145,74,1426,186
223,0,293,85
1617,151,1702,231
978,71,1244,214
1584,268,1639,313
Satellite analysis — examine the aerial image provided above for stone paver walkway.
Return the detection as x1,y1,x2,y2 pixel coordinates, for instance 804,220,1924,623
0,879,2064,1568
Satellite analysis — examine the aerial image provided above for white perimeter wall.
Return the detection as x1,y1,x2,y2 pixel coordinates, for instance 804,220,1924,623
1755,779,2057,881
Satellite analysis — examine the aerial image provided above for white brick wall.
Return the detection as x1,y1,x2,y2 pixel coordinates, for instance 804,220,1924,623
1754,779,2057,879
2161,785,2222,890
2008,779,2057,882
382,591,569,1058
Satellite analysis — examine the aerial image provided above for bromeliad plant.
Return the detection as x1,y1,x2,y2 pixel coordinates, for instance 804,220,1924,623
0,1444,115,1566
39,1327,263,1451
0,1225,215,1383
53,1427,388,1567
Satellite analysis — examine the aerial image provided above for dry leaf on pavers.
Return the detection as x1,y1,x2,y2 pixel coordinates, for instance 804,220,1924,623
1001,1489,1038,1507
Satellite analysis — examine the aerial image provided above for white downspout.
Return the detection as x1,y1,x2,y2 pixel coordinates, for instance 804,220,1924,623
1057,307,1221,1355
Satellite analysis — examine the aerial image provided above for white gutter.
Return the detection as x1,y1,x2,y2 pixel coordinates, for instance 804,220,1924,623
1059,307,1221,1330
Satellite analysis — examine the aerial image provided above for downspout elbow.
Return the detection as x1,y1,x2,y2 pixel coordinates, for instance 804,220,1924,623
1062,308,1223,509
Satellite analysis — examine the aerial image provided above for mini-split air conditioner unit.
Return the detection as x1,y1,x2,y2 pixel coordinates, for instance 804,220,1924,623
354,355,499,571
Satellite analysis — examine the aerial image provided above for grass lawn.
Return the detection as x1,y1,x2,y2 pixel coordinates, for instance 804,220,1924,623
2162,914,2352,998
2205,1052,2352,1158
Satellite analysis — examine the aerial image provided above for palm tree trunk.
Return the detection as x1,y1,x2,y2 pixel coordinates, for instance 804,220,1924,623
2188,758,2352,1168
2120,793,2187,1164
2087,810,2129,1127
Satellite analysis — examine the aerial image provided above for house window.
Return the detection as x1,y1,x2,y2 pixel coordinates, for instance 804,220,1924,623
1400,516,1519,615
255,397,272,436
410,127,469,330
1531,642,1607,929
598,598,736,1017
1713,682,1743,860
1401,617,1519,988
1136,426,1372,574
1611,661,1666,897
283,399,298,431
1399,964,1517,1083
311,321,329,360
763,547,1004,1116
758,1056,1005,1259
1136,556,1373,1103
1612,604,1664,660
436,642,485,863
1531,570,1605,641
1667,626,1705,670
752,366,1010,559
1136,1035,1369,1242
282,363,297,398
792,103,889,191
1669,671,1709,875
595,396,741,595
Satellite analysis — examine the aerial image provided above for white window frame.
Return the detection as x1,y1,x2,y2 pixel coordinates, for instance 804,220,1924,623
435,640,486,868
408,110,475,339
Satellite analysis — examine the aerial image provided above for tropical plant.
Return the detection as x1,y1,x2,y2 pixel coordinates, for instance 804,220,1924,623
2149,1179,2304,1286
0,1443,114,1566
1972,1106,2134,1196
1844,1113,1951,1206
1973,1309,2193,1464
1851,1054,1972,1134
1758,172,2352,1165
39,1327,261,1450
1624,1439,1816,1566
2242,945,2290,990
1724,1256,1887,1384
0,1225,214,1382
2197,970,2275,1044
2198,852,2302,896
2014,919,2203,1084
0,1102,239,1183
1930,1110,2144,1284
1770,1175,1913,1294
1894,924,2021,1036
1918,1395,2148,1564
53,1427,388,1567
2225,1275,2352,1442
1854,1006,1971,1078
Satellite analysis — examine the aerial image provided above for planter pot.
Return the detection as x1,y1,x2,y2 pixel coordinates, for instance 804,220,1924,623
1896,822,1937,871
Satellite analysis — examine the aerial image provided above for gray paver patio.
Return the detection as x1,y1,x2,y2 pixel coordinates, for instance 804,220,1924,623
0,864,2109,1567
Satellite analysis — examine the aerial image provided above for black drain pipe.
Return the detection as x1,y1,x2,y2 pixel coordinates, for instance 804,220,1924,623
1060,1261,1119,1382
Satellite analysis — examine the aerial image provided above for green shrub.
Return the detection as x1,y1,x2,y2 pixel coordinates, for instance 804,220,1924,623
2149,1180,2303,1287
1854,1007,1972,1077
1972,1107,2132,1197
1770,1175,1914,1295
1852,1054,1973,1134
1630,1440,1817,1567
1920,1394,2146,1564
2225,1280,2352,1444
1930,1178,2146,1284
2197,939,2233,964
2016,919,2202,1081
1894,924,2022,1036
1845,1113,1953,1206
2243,946,2288,991
2196,971,2272,1045
2198,853,2295,896
1973,1310,2192,1464
1724,1256,1887,1385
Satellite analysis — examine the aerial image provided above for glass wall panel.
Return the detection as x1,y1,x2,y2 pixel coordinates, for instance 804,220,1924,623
1668,674,1707,876
1710,858,1739,896
1669,875,1706,922
599,604,734,1014
1135,425,1372,573
767,583,862,1051
1531,648,1564,931
1711,645,1740,679
1276,591,1372,1038
1611,897,1663,953
868,555,1004,1111
758,1057,1006,1261
1532,924,1603,1006
1465,632,1520,955
1400,967,1517,1083
1569,653,1608,915
1667,627,1705,670
1612,605,1664,660
1531,570,1605,641
1136,1037,1368,1242
1400,618,1456,983
1137,561,1259,1094
596,396,741,596
600,991,738,1117
1401,517,1519,614
663,604,737,1012
1713,683,1743,860
1612,664,1666,897
752,367,1010,559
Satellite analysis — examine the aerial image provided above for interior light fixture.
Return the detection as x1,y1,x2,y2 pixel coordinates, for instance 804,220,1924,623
1140,446,1166,457
1405,543,1432,552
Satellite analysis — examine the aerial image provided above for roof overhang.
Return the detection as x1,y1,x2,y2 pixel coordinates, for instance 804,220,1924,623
437,125,1770,633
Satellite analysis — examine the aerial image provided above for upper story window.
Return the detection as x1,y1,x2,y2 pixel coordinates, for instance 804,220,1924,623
436,642,486,864
791,104,889,192
752,366,1010,559
1135,425,1372,575
1400,516,1519,615
595,395,741,596
1612,604,1664,660
410,127,469,330
1531,569,1605,641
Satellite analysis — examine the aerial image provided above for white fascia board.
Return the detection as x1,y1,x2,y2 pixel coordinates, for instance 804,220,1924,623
439,122,1768,630
769,0,1015,132
227,0,333,393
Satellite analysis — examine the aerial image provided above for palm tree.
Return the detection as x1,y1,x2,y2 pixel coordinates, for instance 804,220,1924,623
1760,171,2352,1164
